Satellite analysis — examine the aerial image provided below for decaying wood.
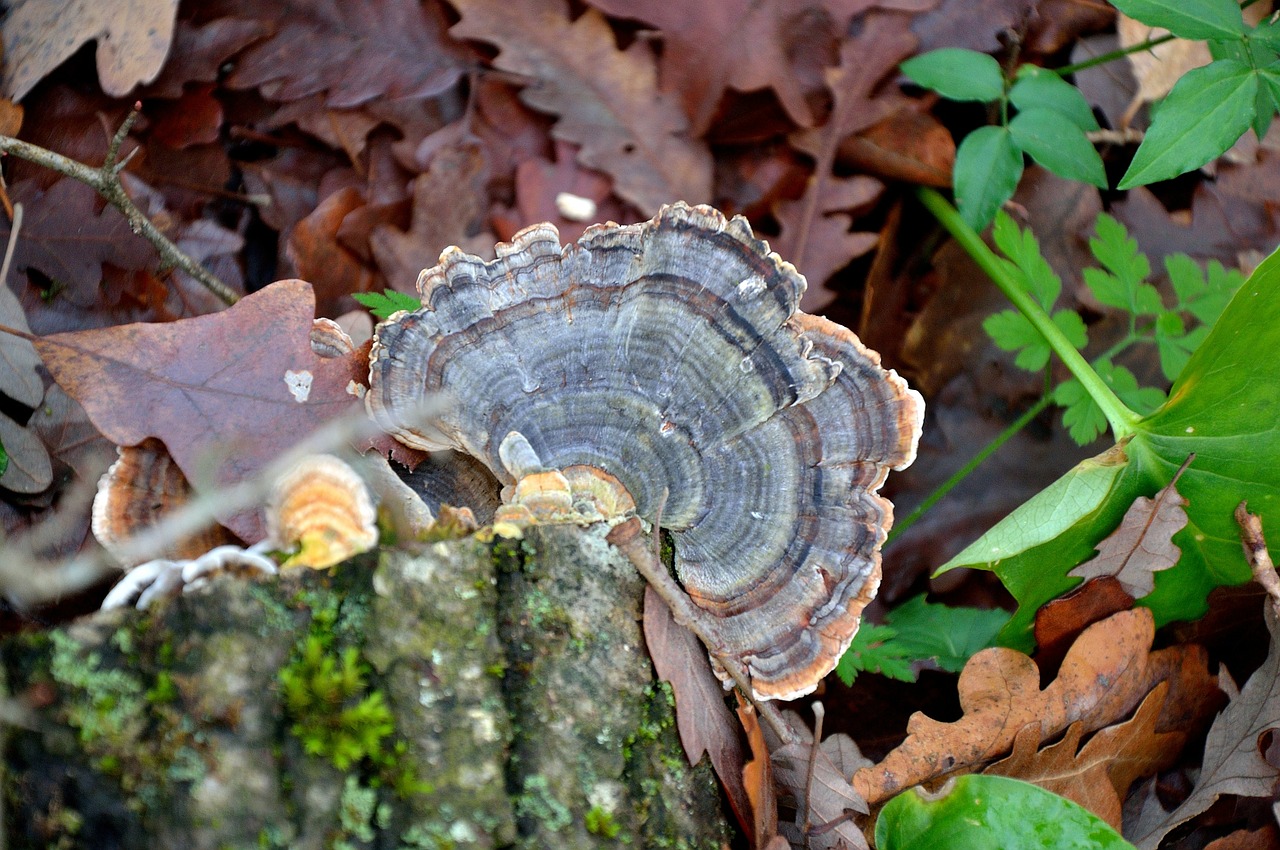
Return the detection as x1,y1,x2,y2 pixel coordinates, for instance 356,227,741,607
2,525,729,848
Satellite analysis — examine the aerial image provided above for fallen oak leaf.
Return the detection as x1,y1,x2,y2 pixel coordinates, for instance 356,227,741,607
449,0,713,214
985,682,1186,830
1127,605,1280,850
771,724,870,850
2,0,179,100
853,608,1168,805
31,279,362,541
225,0,467,109
3,179,155,307
1069,454,1193,597
642,585,751,831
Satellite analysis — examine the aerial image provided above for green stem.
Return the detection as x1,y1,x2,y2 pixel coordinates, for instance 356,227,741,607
916,188,1140,439
887,393,1054,545
1054,32,1177,77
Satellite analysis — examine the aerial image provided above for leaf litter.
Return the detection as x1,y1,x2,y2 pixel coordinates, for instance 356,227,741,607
2,1,1280,847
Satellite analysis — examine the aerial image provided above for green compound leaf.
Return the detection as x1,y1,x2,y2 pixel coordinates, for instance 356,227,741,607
835,597,1009,685
1009,107,1107,187
942,245,1280,651
991,210,1060,308
900,48,1004,102
877,596,1009,674
1009,66,1100,131
352,289,423,319
1084,214,1154,312
984,309,1051,370
954,126,1023,231
1108,0,1244,41
1118,59,1258,190
875,775,1136,850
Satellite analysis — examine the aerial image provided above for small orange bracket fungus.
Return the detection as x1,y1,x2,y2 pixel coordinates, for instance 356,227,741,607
266,454,379,568
366,203,923,700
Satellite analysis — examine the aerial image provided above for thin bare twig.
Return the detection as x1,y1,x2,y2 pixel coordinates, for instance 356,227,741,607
0,106,239,306
606,516,798,745
1236,501,1280,616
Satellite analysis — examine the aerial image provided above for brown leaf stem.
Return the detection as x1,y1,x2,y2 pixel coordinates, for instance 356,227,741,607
0,108,239,306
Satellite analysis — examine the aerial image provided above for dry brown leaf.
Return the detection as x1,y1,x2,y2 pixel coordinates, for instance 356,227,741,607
491,140,636,244
225,0,466,109
2,0,179,100
1034,576,1136,674
852,609,1162,805
738,697,776,846
1069,467,1190,597
986,682,1185,830
772,725,869,850
1128,606,1280,849
32,280,362,541
287,187,376,314
585,0,865,134
641,586,750,829
1204,825,1280,850
450,0,713,214
773,175,882,313
0,270,51,493
4,179,156,307
369,142,493,293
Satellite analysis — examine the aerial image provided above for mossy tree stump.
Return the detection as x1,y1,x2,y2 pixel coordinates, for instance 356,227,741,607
3,525,731,849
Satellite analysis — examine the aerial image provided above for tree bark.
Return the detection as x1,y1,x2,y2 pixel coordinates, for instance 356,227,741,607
3,525,731,849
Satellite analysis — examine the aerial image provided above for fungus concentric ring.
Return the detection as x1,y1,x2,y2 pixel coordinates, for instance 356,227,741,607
367,203,923,700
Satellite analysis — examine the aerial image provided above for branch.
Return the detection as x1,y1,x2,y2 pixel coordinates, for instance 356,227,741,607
0,106,239,306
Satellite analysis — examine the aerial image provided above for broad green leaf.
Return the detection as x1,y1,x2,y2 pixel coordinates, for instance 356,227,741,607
1009,107,1107,187
1009,66,1100,131
876,775,1136,850
352,289,422,319
900,48,1004,102
944,245,1280,650
954,126,1023,231
940,445,1128,571
1108,0,1244,41
1118,60,1257,189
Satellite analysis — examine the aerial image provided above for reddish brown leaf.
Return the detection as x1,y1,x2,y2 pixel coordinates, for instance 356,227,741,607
5,179,155,306
149,84,223,149
586,0,865,134
773,175,882,313
838,108,954,187
986,683,1185,830
2,0,180,100
32,280,362,541
287,187,376,313
492,141,637,244
737,697,777,846
1204,826,1280,850
1069,462,1191,597
225,0,466,109
370,143,493,293
142,15,272,99
450,0,712,214
1034,576,1136,675
642,585,750,830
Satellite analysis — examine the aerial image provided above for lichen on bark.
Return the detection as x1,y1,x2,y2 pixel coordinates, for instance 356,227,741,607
4,525,731,849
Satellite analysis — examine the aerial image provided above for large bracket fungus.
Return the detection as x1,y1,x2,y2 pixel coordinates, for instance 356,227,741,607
367,203,923,701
